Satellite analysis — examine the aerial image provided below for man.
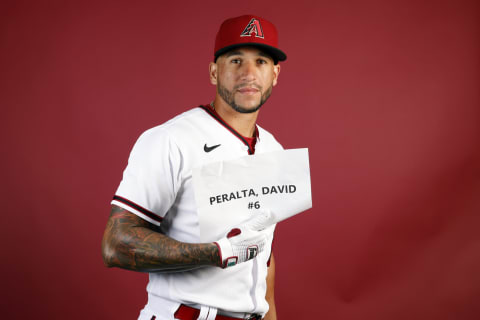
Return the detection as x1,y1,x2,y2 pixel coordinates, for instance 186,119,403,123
102,15,287,320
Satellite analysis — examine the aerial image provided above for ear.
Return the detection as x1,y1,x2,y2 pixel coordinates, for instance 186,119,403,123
272,64,281,87
209,62,218,85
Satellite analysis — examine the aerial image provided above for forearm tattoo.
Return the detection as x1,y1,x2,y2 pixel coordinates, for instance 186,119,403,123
102,205,221,272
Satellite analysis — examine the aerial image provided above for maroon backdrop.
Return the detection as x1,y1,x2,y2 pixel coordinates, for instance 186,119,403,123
2,0,479,319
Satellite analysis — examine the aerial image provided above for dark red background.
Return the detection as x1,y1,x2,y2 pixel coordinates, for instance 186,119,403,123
2,0,479,319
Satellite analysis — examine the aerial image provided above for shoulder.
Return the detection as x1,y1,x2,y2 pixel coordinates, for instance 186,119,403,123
144,107,205,133
136,107,207,145
256,124,283,150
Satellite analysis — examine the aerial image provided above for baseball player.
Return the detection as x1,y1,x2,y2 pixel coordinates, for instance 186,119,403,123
102,15,287,320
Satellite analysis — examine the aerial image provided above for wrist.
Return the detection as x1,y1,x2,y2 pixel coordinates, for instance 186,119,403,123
214,238,236,268
212,241,225,267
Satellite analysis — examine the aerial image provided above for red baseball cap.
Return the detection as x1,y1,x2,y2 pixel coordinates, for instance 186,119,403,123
214,15,287,64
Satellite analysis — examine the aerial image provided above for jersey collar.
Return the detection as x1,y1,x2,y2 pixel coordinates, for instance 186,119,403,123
199,104,258,155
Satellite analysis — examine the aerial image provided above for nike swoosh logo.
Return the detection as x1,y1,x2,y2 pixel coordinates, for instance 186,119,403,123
204,143,221,153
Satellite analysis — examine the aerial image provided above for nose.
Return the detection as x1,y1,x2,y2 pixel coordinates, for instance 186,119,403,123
239,60,257,82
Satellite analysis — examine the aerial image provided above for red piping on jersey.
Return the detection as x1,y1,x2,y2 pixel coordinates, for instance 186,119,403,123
199,105,258,155
113,195,163,223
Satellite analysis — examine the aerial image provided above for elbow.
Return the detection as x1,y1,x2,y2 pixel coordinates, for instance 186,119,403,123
101,243,113,268
101,232,118,268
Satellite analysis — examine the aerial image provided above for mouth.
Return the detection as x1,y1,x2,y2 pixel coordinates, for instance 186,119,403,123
236,85,261,95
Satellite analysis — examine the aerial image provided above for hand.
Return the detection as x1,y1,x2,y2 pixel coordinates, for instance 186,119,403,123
214,210,273,268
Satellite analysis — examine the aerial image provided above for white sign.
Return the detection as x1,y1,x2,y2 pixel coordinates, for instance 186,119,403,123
192,148,312,242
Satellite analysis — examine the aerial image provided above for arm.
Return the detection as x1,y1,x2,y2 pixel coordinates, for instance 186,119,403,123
263,253,277,320
101,205,222,272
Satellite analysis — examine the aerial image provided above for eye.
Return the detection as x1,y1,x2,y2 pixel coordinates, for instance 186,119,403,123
231,58,241,64
257,59,268,65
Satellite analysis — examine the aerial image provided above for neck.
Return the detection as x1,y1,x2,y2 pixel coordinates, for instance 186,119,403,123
212,97,259,138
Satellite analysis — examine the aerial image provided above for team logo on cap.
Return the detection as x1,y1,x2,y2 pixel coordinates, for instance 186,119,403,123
240,18,264,39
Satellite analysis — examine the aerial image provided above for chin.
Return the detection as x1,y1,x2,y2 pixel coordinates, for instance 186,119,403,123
236,99,261,110
231,102,263,114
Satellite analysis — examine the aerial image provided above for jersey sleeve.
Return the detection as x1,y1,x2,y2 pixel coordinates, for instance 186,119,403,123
111,127,182,226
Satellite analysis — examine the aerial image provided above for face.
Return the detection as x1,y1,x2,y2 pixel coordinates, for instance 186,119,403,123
210,47,280,114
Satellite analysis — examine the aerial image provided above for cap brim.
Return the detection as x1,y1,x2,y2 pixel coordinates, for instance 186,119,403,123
214,43,287,64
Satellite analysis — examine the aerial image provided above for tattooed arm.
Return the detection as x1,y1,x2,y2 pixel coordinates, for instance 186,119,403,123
101,205,222,272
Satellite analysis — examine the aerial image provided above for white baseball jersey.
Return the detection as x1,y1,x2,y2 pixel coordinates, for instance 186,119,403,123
112,105,283,320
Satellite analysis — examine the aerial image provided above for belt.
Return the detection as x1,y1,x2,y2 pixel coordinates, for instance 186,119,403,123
174,304,262,320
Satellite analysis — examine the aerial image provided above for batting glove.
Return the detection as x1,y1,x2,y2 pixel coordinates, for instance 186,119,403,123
214,210,273,268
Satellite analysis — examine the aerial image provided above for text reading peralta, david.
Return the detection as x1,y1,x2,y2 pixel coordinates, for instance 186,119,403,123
209,184,297,209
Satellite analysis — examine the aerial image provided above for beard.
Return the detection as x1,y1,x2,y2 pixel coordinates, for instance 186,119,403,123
217,82,273,114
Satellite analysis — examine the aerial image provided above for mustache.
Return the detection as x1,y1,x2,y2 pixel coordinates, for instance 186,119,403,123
234,83,262,91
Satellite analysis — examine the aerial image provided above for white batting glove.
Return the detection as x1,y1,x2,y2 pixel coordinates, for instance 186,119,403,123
214,210,273,268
